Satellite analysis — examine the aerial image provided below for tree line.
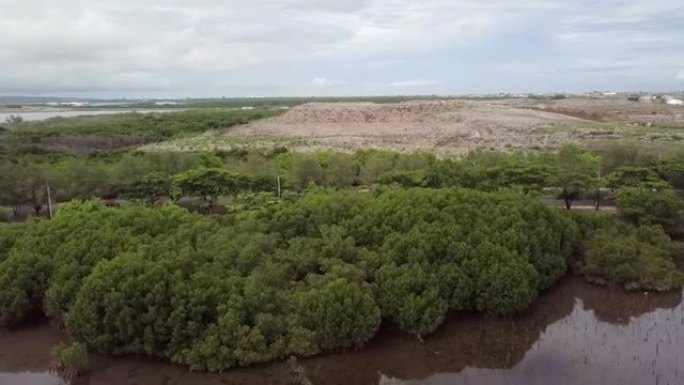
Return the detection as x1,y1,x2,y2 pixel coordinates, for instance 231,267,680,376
0,108,281,155
2,144,683,218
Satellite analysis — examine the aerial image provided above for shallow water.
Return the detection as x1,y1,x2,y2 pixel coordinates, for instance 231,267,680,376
1,277,682,385
0,109,178,123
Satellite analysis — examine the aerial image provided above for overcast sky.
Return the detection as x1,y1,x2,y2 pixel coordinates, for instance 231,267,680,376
1,0,683,98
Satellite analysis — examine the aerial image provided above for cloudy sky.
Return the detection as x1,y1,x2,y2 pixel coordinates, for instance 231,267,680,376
0,0,683,98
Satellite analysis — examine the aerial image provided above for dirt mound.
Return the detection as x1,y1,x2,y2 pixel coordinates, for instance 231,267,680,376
141,98,682,154
228,100,584,153
273,101,467,124
519,98,684,126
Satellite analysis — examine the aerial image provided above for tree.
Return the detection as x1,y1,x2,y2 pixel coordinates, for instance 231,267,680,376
0,161,26,217
358,152,395,186
605,166,665,190
0,188,622,371
615,185,683,232
22,163,49,215
324,154,357,188
374,263,448,336
290,155,324,190
375,171,424,187
0,160,51,217
119,173,171,205
293,278,380,351
51,342,89,380
4,114,23,125
583,224,683,291
475,260,539,315
498,165,553,192
172,168,243,210
554,145,600,210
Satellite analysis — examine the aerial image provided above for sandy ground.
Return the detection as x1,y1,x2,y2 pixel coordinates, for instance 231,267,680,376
144,98,684,154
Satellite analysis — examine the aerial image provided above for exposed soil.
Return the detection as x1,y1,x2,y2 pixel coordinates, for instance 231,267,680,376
220,98,684,154
517,97,684,126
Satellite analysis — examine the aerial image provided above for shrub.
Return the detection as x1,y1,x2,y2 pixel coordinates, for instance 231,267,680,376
582,224,684,291
0,189,586,370
51,342,89,379
293,278,381,351
0,208,10,223
615,186,683,232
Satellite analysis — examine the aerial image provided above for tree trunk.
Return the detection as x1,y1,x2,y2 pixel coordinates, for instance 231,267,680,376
595,188,601,211
12,206,19,219
34,204,42,216
564,198,572,210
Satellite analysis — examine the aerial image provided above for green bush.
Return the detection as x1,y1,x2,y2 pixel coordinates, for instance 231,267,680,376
51,342,89,379
615,186,683,232
293,278,381,350
0,189,584,370
582,224,684,291
0,208,10,223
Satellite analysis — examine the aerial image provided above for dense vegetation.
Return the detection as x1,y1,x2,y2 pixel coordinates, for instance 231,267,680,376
3,143,684,217
583,223,683,291
1,108,683,371
0,108,280,154
0,188,577,370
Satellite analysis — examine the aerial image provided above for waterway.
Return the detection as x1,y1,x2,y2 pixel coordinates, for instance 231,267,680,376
1,277,681,385
0,109,179,123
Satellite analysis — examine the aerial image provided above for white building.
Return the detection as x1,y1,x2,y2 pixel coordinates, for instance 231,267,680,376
155,101,181,106
664,96,684,105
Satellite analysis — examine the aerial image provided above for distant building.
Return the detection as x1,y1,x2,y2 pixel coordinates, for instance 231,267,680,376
61,102,88,107
662,95,683,105
154,101,181,106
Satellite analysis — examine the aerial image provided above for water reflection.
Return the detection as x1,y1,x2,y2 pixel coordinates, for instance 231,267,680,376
388,296,683,385
0,372,65,385
0,277,681,385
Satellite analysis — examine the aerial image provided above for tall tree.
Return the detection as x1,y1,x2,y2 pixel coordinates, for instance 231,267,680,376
554,145,600,210
172,168,242,210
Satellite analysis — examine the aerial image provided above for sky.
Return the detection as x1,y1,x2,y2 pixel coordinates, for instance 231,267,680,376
0,0,683,98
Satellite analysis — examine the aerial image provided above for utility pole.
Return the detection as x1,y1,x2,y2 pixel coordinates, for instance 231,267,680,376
595,162,601,211
45,180,53,219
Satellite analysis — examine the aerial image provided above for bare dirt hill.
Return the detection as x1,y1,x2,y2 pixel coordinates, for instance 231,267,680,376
230,100,588,153
143,98,684,154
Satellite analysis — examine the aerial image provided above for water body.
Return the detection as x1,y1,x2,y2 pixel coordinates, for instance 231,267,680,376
1,277,682,385
0,109,179,123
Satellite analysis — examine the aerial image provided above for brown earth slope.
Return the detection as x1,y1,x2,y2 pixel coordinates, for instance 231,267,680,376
144,98,684,154
231,100,587,153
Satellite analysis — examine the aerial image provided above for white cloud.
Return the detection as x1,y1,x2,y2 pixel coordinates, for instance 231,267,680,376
311,77,343,86
0,0,682,96
389,79,437,87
